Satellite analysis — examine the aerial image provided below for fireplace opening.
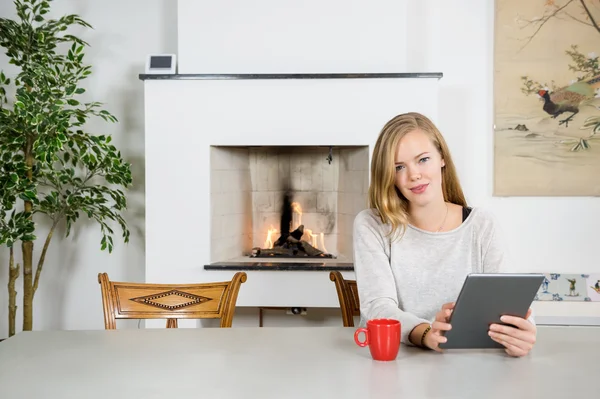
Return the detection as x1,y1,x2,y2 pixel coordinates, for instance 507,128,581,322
209,145,369,264
252,191,335,258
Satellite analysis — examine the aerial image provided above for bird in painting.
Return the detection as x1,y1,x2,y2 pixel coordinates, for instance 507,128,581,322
538,74,600,127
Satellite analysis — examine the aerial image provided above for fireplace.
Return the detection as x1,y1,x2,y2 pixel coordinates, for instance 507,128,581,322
143,72,441,310
210,145,369,264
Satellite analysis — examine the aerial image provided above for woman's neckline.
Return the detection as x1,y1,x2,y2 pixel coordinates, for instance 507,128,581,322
407,206,476,236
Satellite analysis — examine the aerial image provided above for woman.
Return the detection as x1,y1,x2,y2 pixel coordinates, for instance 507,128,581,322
353,112,536,357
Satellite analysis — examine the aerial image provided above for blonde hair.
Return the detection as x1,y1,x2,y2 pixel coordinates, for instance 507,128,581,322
368,112,467,239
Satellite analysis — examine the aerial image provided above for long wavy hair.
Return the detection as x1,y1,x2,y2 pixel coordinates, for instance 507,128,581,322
368,112,467,240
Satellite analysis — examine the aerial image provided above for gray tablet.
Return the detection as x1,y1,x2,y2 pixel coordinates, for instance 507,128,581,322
439,273,544,349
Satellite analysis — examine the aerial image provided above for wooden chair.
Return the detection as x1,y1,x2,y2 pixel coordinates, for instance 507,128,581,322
98,272,247,329
329,271,360,327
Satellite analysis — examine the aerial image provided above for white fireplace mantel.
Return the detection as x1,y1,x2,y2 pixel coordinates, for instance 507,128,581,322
142,73,442,312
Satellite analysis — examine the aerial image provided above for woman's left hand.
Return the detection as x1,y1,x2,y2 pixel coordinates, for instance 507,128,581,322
488,308,536,357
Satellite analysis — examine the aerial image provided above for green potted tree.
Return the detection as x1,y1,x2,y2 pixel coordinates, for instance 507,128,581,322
0,0,132,337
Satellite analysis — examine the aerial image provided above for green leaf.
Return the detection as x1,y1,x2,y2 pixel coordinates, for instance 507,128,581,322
24,191,36,200
67,99,79,106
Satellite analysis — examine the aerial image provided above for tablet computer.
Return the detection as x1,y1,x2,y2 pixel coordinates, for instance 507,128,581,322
439,273,544,349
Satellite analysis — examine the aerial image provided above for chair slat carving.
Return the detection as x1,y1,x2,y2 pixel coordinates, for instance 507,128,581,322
98,272,247,329
329,271,360,327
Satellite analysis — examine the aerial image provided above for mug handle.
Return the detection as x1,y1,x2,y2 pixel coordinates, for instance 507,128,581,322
354,328,369,347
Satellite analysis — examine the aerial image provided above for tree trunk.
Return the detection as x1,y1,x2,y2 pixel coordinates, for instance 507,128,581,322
8,246,19,337
32,223,57,298
22,136,34,331
22,241,33,331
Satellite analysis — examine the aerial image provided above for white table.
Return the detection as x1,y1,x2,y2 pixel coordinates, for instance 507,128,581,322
0,326,597,398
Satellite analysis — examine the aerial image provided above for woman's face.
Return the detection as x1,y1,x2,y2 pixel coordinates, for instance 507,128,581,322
394,129,445,208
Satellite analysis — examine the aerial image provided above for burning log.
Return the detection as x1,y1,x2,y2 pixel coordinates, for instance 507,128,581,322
251,244,330,258
274,224,304,247
290,225,304,240
251,225,332,258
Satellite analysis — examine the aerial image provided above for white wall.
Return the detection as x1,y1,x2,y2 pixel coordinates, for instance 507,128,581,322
177,0,408,74
0,0,177,336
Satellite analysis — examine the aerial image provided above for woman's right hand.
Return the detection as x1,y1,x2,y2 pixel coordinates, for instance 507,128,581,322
423,302,455,352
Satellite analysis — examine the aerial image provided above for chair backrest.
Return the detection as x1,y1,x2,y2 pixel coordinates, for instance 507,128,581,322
329,271,360,327
98,272,247,329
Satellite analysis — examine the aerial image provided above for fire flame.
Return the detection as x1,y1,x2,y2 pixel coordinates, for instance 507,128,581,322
263,201,328,253
264,226,278,249
320,232,328,253
291,202,302,230
305,228,318,248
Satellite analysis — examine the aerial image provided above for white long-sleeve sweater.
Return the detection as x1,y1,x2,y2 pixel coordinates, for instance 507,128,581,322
352,206,532,344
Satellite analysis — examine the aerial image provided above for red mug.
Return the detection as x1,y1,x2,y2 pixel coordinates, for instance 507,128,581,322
354,319,401,361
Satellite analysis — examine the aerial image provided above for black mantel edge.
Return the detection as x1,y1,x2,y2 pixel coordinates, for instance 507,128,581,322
139,72,443,81
204,262,354,271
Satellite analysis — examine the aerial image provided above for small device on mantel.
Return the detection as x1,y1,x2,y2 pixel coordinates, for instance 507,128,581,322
145,54,177,74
